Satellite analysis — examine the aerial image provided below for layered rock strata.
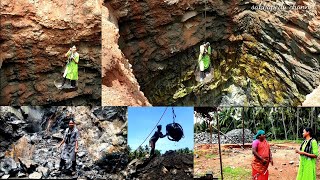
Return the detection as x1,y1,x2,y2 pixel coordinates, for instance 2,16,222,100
1,0,102,105
105,0,320,106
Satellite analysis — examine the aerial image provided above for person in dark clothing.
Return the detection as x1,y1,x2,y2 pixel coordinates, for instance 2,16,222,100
57,120,79,175
149,125,167,157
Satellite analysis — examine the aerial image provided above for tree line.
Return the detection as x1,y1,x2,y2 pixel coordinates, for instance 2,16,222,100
127,145,193,161
195,107,320,140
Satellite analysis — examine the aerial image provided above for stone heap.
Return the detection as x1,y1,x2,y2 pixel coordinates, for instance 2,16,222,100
126,151,193,180
195,129,254,144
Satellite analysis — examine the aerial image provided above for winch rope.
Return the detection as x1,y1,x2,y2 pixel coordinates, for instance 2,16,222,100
134,107,168,151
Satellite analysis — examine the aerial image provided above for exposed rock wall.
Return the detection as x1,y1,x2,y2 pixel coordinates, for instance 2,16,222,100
101,3,150,106
0,0,102,106
0,106,128,179
105,0,320,106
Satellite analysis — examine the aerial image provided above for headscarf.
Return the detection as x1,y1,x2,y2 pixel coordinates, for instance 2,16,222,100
254,130,265,140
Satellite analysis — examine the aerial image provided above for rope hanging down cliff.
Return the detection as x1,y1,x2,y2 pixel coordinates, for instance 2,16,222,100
71,0,75,42
204,0,207,42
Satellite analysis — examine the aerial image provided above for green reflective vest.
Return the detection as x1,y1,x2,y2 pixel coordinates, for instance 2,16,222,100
65,52,79,80
200,46,211,70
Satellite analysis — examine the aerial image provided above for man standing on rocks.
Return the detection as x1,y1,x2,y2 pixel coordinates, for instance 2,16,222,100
251,130,273,180
60,46,80,88
149,125,167,157
57,120,79,175
198,42,211,82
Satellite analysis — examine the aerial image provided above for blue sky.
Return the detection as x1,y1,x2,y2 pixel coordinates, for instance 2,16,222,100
128,107,194,153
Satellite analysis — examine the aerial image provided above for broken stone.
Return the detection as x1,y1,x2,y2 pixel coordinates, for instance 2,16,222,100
289,161,294,165
30,134,42,144
54,160,60,169
195,129,254,144
50,170,61,177
7,120,26,125
1,175,10,179
29,172,42,179
46,162,53,169
127,151,193,178
19,158,37,171
37,166,49,177
93,107,123,121
0,107,127,180
17,172,26,177
186,168,193,173
195,154,199,158
77,152,86,158
52,133,63,141
170,168,177,175
162,167,168,174
120,170,127,177
0,158,17,173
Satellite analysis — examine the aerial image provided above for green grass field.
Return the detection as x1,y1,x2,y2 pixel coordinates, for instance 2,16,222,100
269,139,303,144
222,166,251,180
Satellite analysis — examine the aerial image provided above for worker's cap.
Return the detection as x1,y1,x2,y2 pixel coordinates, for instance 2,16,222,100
157,125,162,129
71,45,77,50
254,130,265,139
206,42,210,46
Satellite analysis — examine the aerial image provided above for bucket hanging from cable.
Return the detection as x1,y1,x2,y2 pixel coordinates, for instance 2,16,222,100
166,108,184,142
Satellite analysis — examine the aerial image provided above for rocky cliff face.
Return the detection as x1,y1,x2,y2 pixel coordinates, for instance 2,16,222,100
0,0,101,106
0,106,128,179
101,4,151,106
105,0,320,106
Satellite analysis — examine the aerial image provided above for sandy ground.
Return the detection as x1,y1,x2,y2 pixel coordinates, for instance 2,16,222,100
102,81,147,106
195,143,320,180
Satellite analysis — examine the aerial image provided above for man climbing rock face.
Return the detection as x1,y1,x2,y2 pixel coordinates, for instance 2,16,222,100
149,125,167,157
60,45,79,88
57,120,79,175
198,42,212,82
